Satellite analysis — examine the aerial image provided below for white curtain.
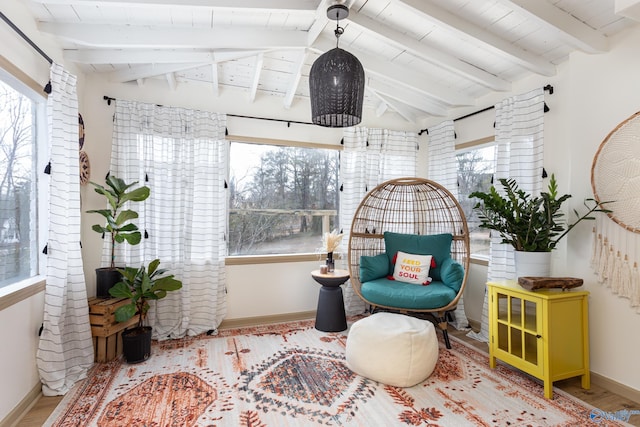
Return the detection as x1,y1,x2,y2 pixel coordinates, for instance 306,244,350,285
427,120,458,189
108,100,228,339
468,87,545,342
37,64,94,396
426,120,469,330
340,127,418,315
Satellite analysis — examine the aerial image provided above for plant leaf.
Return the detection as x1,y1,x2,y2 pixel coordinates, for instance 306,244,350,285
121,232,142,245
114,304,137,322
115,209,139,225
121,186,150,204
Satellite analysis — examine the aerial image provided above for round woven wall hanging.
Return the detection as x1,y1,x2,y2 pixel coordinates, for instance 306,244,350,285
591,111,640,233
79,150,91,185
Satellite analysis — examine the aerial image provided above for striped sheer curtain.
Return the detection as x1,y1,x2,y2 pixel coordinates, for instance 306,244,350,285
37,64,94,396
340,127,418,315
426,120,469,330
427,120,457,189
108,100,228,339
469,87,545,342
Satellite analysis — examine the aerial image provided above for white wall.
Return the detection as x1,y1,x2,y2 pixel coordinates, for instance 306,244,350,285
562,27,640,392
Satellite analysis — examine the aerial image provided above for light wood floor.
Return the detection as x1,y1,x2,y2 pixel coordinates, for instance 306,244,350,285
15,326,640,426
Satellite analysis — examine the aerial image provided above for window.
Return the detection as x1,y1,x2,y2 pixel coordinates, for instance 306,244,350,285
0,69,46,289
228,141,340,256
456,143,496,257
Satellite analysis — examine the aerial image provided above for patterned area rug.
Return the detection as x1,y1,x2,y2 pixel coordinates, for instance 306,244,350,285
45,318,626,426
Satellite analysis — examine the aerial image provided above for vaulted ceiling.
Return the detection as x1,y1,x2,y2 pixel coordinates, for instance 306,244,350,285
25,0,640,124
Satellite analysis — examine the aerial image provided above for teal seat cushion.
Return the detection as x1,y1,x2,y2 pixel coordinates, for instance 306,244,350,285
360,253,389,282
361,278,457,310
383,232,453,281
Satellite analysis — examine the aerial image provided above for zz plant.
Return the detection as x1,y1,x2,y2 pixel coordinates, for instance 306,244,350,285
469,174,610,252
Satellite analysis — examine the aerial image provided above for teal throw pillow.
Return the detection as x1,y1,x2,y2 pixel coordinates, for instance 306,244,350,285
383,232,453,281
439,257,465,292
360,253,389,282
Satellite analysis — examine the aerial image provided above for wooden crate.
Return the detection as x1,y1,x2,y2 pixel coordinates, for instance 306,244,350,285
88,297,139,362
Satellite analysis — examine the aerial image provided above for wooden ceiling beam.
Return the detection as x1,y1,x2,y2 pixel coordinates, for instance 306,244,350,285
397,0,557,76
38,22,307,49
501,0,608,53
30,0,318,10
283,50,307,109
248,53,263,103
106,62,208,83
347,12,511,91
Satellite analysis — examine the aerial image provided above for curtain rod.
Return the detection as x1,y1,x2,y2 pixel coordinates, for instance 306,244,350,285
0,11,53,65
418,84,554,136
227,113,315,127
103,96,315,127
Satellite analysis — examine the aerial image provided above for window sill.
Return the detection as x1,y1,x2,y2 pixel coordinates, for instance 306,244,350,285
226,253,341,266
0,276,46,311
469,255,489,266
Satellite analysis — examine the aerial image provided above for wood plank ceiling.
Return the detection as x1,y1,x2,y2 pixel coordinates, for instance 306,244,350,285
25,0,640,124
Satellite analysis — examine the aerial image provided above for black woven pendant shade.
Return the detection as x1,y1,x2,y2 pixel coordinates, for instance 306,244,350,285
309,4,365,128
309,48,364,127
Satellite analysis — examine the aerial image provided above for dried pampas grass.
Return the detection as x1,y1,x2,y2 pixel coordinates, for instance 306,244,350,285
322,229,344,253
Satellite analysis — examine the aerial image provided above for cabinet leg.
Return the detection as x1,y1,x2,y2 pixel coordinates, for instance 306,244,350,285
544,381,553,399
581,372,591,390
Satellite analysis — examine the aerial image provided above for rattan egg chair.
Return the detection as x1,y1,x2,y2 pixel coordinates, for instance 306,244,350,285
347,177,470,348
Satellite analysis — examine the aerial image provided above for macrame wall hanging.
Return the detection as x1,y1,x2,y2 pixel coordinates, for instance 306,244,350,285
591,111,640,311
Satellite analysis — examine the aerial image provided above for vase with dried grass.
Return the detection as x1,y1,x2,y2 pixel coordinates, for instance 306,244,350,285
322,229,344,272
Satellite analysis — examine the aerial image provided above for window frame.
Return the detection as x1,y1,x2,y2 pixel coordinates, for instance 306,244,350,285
0,57,48,303
225,134,342,264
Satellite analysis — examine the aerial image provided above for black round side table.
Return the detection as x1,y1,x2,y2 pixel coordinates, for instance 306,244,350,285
311,269,350,332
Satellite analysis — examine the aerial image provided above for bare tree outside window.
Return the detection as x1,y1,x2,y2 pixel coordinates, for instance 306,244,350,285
0,80,36,286
229,142,339,255
457,145,495,257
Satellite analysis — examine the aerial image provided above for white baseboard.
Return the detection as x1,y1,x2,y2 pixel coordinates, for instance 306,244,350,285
591,372,640,405
219,311,316,330
0,383,41,427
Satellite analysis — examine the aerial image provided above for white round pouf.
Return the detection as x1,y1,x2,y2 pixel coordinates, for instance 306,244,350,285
346,312,439,387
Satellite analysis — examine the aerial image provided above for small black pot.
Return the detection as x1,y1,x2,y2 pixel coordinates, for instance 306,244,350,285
95,267,122,298
121,326,152,364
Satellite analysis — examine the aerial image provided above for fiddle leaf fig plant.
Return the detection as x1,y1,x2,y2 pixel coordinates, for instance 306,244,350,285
109,259,183,328
87,175,150,268
469,174,611,252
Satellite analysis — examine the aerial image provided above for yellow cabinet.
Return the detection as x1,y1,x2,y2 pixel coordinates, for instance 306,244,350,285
488,281,590,399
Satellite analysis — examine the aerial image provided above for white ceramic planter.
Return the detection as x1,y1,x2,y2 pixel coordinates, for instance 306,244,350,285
514,251,551,278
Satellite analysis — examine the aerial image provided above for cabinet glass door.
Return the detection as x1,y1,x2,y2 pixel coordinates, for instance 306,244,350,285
523,299,539,364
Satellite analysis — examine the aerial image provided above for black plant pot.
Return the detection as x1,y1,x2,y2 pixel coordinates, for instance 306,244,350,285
121,326,152,364
95,267,122,298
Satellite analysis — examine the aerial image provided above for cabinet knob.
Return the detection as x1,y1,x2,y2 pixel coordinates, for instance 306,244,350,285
536,334,542,339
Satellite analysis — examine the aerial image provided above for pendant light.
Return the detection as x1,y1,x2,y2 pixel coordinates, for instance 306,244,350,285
309,4,365,127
